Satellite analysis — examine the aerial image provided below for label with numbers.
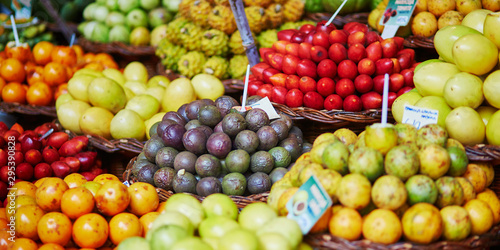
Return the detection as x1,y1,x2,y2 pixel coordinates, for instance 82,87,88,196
286,175,333,235
401,104,438,129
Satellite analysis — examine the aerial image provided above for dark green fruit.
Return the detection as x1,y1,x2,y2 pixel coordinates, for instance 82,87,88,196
185,120,202,130
277,114,293,130
257,126,279,151
136,152,147,162
154,167,176,191
156,147,179,169
174,151,198,174
185,100,207,120
198,105,222,127
173,170,198,194
196,177,222,196
222,172,247,196
269,147,291,169
245,108,270,131
131,159,154,176
149,121,160,137
222,113,247,137
229,107,249,118
206,132,232,159
143,134,165,163
200,98,216,106
269,167,288,184
182,128,208,155
279,138,302,162
247,172,271,194
246,95,263,106
137,164,160,185
250,151,274,173
435,176,464,208
195,154,222,177
225,149,250,173
215,96,239,117
234,130,259,154
302,142,313,154
270,120,289,141
288,127,304,145
405,175,438,205
447,146,468,177
384,145,419,182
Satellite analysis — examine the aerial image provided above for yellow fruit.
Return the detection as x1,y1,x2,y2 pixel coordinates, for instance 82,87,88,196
328,207,362,241
464,199,494,235
362,209,402,244
476,189,500,225
402,203,443,244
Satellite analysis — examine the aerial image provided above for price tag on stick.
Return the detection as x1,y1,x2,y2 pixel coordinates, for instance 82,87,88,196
380,0,418,39
401,104,439,129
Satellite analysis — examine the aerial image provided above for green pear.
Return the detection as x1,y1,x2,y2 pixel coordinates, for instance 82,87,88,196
57,100,91,134
67,74,95,102
110,109,145,140
79,107,114,139
162,78,196,112
88,77,127,114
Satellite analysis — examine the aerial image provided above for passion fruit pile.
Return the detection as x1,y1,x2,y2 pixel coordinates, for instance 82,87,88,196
131,95,311,196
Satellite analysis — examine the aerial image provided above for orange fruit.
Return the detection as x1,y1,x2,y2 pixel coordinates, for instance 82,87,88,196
43,62,67,86
0,77,5,91
51,46,77,67
38,243,65,250
61,187,95,220
24,61,37,72
156,201,167,213
33,41,55,65
328,207,363,241
72,213,109,248
127,182,159,216
26,82,53,106
0,230,9,249
2,82,26,103
72,45,84,59
139,212,160,236
310,205,333,233
54,83,68,100
100,59,119,70
38,212,72,245
0,218,7,230
15,205,45,240
0,208,6,220
362,209,403,244
95,180,130,216
109,213,142,245
8,238,38,250
82,53,95,64
6,195,36,219
35,177,69,212
26,66,44,85
93,174,120,185
0,58,25,82
66,66,74,79
84,62,104,71
8,181,36,198
94,53,114,63
6,42,31,63
64,173,88,188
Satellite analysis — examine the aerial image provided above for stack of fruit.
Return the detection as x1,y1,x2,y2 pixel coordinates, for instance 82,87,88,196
0,41,119,106
0,121,105,205
78,0,179,46
0,21,55,51
271,124,500,244
155,0,309,80
249,21,416,111
57,61,225,141
131,95,311,197
33,0,95,23
392,13,500,146
117,193,311,250
369,0,500,38
3,174,161,249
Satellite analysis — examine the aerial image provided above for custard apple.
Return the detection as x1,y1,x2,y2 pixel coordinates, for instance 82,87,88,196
208,5,237,35
203,56,230,79
178,51,207,78
229,55,249,80
201,29,229,57
178,22,204,51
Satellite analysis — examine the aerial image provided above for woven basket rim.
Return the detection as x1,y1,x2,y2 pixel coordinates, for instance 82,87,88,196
0,102,57,117
77,37,156,57
124,156,268,208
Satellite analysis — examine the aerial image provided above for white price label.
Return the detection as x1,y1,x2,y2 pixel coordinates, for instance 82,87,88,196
249,97,280,119
401,104,438,129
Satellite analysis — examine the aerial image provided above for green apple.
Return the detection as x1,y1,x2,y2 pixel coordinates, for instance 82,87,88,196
125,94,160,120
140,0,159,10
452,34,499,75
106,0,119,11
414,96,452,128
443,72,484,109
110,109,145,140
446,107,485,145
93,5,109,23
118,0,139,13
126,8,148,29
486,110,500,145
476,106,497,126
109,25,130,44
434,25,481,63
414,62,460,97
105,11,126,27
483,70,500,109
130,27,150,46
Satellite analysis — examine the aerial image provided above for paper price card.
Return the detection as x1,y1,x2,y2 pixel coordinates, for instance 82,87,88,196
401,104,439,129
249,97,280,119
379,0,417,27
286,175,333,235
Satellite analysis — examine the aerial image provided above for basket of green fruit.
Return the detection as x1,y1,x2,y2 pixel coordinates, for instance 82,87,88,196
0,18,56,50
123,96,313,207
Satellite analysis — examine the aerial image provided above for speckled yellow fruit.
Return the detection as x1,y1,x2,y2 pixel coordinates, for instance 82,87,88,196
464,199,494,235
363,209,402,244
328,207,363,241
476,189,500,225
402,203,443,244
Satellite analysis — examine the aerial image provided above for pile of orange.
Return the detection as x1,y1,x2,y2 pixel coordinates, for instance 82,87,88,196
1,173,162,250
0,42,119,106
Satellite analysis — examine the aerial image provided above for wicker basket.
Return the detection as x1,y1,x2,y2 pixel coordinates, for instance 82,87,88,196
76,37,156,57
305,12,370,27
403,35,435,49
156,63,245,94
123,157,268,208
0,102,57,117
62,127,144,154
